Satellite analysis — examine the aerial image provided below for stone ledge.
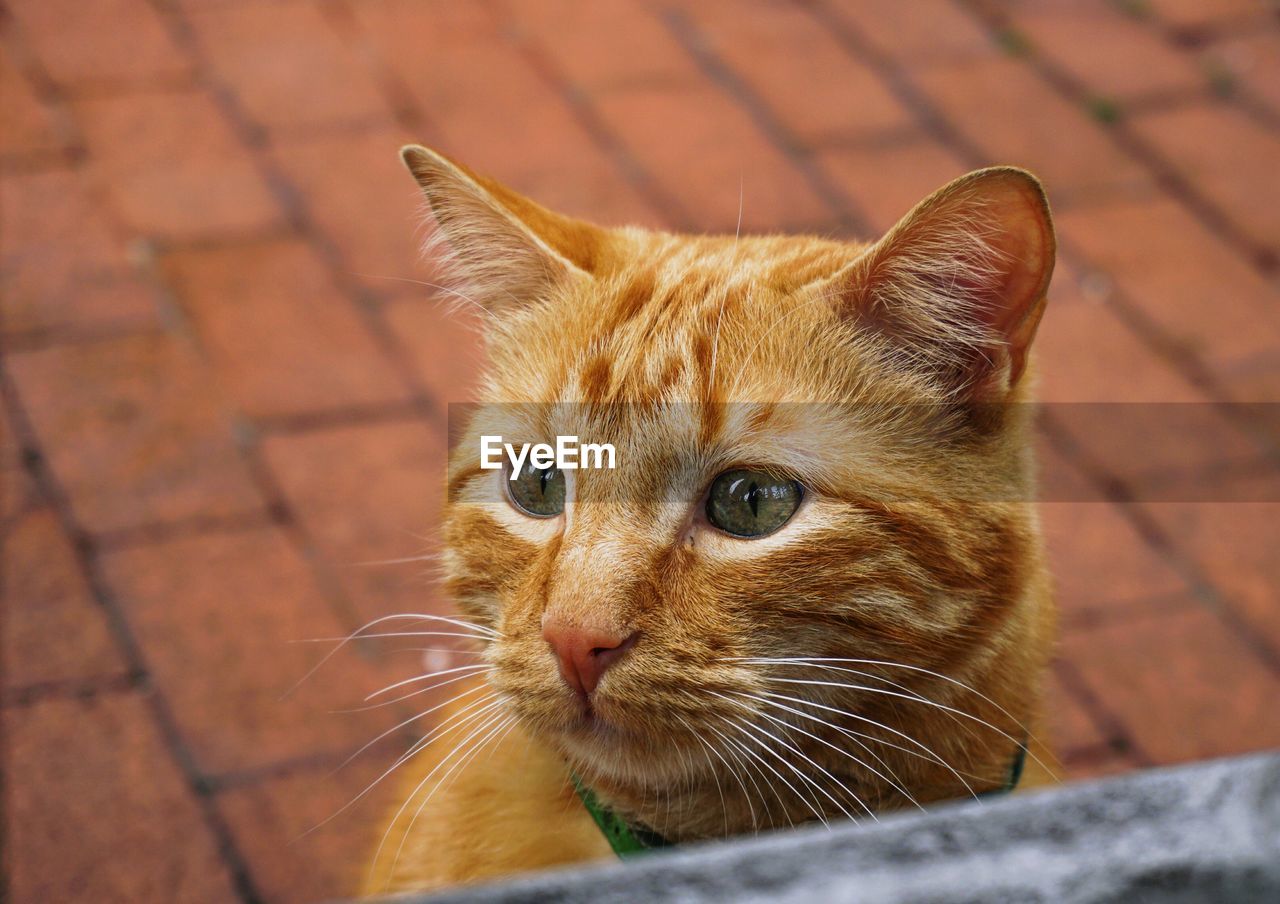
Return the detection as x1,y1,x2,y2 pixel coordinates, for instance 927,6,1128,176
376,750,1280,904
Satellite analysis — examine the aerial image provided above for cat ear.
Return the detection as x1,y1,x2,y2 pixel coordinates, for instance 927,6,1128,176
400,145,600,314
833,167,1055,398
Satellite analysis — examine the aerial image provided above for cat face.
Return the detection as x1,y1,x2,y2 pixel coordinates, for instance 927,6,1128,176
406,147,1056,834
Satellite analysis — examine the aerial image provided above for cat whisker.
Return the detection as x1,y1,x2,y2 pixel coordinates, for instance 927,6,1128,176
724,718,832,828
759,690,981,800
704,722,768,831
676,714,731,838
729,692,923,813
733,655,1043,747
334,667,494,714
710,723,793,830
386,712,518,887
306,689,501,838
719,700,871,822
332,683,496,776
762,676,1045,776
285,613,498,698
385,646,489,657
364,663,494,703
295,630,494,645
738,657,993,754
372,705,512,888
739,689,967,796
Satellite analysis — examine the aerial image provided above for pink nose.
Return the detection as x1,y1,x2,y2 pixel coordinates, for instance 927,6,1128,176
542,621,638,697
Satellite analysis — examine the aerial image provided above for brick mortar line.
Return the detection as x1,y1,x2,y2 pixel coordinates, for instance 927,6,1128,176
1058,592,1203,633
0,365,266,904
1050,658,1152,768
149,0,446,421
1119,4,1280,136
491,11,697,231
655,3,872,238
319,0,432,136
803,0,1280,680
0,3,87,165
1038,413,1280,676
2,672,144,710
958,0,1278,273
143,0,448,644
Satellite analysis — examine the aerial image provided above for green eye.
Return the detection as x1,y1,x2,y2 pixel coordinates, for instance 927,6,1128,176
705,469,803,538
507,460,566,518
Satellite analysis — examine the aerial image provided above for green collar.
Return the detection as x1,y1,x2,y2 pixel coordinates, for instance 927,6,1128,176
570,772,670,856
571,742,1027,858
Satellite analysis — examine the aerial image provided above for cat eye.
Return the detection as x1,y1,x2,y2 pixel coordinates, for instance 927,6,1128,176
506,460,566,518
704,469,803,538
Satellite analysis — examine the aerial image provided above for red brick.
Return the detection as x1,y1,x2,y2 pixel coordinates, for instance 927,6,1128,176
5,693,238,903
595,81,834,232
816,135,971,233
2,275,162,340
0,46,69,159
1034,296,1266,493
6,333,262,534
74,87,284,239
1058,198,1280,374
2,508,126,691
100,527,392,775
501,0,702,92
161,239,410,419
1014,2,1206,102
1035,429,1098,503
381,294,488,403
354,4,664,229
7,0,190,90
1145,0,1272,30
190,1,391,134
1218,352,1280,403
1148,502,1280,651
272,125,422,291
217,761,398,904
1061,606,1280,763
1204,31,1280,120
822,0,994,64
1059,747,1143,783
1044,668,1109,756
1041,502,1189,616
262,420,448,623
911,56,1152,199
1036,296,1205,404
1130,104,1280,258
675,0,912,146
0,169,132,312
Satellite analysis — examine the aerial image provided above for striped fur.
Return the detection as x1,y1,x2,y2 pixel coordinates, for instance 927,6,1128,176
366,148,1057,894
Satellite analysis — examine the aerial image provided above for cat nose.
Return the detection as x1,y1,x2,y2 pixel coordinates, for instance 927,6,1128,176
541,620,638,697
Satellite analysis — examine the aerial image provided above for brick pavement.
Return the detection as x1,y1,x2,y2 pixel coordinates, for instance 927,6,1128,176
3,1,1279,901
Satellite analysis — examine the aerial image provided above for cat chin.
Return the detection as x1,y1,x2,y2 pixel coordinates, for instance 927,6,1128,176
549,723,708,787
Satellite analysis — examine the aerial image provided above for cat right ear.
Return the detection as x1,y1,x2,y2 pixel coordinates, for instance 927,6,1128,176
400,145,600,314
829,167,1055,399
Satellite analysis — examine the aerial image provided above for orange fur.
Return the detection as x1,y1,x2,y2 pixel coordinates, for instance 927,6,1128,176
364,147,1058,895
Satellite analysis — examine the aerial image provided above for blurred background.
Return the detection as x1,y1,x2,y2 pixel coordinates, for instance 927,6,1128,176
3,0,1279,901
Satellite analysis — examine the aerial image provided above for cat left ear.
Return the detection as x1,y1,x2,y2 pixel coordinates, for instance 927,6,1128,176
401,145,600,314
833,167,1055,398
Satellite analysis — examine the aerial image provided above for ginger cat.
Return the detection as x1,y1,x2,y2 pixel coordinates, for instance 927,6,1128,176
363,146,1057,895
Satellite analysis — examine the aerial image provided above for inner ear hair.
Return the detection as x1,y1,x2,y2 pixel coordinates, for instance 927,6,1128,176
841,167,1056,398
401,145,595,315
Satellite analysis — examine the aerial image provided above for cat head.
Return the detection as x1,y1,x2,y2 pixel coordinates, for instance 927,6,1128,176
404,146,1056,834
